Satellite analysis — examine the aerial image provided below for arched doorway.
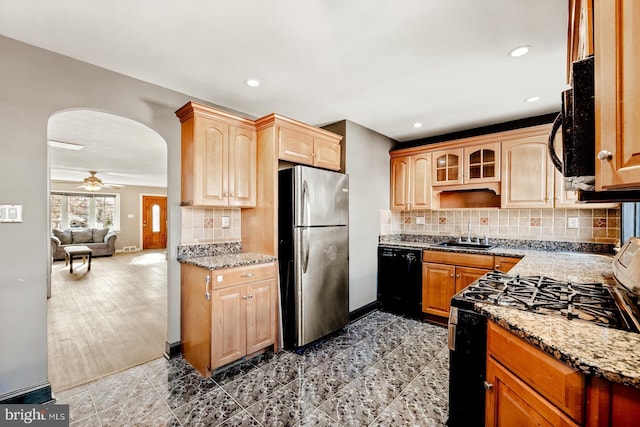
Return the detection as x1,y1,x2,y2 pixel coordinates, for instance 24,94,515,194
47,109,168,392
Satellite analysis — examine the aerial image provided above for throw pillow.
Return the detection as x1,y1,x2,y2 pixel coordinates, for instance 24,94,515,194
92,228,109,243
52,229,72,245
71,229,93,244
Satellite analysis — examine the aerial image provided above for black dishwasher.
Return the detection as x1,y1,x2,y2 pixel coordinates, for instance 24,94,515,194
377,246,422,317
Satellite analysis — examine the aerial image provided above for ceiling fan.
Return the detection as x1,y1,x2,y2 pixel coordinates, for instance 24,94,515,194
77,171,125,191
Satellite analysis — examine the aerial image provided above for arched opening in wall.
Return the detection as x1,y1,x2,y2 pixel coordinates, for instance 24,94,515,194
47,109,168,393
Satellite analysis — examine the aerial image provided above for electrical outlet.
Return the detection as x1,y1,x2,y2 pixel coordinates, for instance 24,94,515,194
567,217,579,229
221,216,230,229
416,216,425,225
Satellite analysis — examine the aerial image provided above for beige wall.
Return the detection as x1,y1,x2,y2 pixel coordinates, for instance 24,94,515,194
50,182,167,250
382,207,621,245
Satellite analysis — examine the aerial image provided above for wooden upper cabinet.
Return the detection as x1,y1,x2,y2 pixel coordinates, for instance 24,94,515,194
390,152,432,211
465,143,500,184
594,0,640,190
433,148,463,186
501,136,554,209
278,123,342,171
176,102,256,207
567,0,594,81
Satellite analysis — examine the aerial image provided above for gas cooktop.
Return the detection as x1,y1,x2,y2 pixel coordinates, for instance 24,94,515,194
457,271,640,332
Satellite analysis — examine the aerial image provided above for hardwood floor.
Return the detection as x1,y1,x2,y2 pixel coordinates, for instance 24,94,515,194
48,250,167,392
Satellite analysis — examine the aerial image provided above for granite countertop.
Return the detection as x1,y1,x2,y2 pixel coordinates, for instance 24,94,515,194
381,239,640,388
179,252,277,270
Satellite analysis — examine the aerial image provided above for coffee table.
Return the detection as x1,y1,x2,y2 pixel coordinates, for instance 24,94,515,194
64,245,93,273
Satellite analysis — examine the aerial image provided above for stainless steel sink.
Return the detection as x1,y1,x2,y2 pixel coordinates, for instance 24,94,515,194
434,241,496,250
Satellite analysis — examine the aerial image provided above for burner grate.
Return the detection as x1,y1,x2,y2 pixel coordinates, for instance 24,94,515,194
460,272,629,330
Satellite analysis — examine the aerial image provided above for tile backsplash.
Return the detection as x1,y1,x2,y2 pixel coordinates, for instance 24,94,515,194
181,207,241,244
380,208,620,245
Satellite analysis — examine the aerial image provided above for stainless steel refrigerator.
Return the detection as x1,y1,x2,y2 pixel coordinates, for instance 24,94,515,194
278,165,349,349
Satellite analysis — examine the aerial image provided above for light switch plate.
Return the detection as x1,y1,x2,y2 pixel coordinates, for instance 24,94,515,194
416,216,425,225
221,216,230,229
0,204,23,223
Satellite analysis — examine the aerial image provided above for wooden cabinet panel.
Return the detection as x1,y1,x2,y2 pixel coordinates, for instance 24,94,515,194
488,322,585,423
455,266,487,293
501,136,554,208
433,148,463,185
486,357,580,427
211,286,246,368
422,250,495,269
246,279,276,354
422,263,455,317
278,124,342,171
494,256,522,273
314,137,341,170
176,102,256,207
595,0,640,189
390,153,432,211
390,156,411,211
228,125,257,207
279,127,314,164
181,262,277,376
465,142,501,184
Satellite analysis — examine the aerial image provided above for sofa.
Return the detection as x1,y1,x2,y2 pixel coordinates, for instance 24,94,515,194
51,228,117,261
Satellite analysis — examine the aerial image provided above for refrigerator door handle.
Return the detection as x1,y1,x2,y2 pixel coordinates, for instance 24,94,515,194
302,228,310,273
302,180,311,226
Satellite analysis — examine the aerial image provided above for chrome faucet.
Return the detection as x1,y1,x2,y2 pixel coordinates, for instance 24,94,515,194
466,220,472,242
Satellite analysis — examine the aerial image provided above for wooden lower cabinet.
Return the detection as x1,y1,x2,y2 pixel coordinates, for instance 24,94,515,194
494,256,522,273
181,261,277,376
486,321,640,427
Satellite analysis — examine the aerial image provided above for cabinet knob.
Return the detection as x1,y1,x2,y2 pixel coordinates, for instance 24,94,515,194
450,274,454,278
248,294,254,299
241,273,255,278
597,150,612,160
242,295,248,300
484,381,493,391
456,274,460,278
495,264,500,269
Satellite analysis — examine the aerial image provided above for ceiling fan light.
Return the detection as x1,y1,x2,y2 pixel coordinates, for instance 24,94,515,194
82,183,101,191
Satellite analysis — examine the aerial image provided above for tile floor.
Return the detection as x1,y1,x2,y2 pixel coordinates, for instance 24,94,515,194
56,310,449,426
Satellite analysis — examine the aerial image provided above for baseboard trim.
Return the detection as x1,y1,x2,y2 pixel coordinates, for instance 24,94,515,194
0,383,53,404
349,301,381,322
164,341,181,359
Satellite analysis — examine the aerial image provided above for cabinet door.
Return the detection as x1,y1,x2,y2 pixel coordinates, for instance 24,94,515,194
196,117,228,206
465,143,500,183
501,137,554,208
422,263,455,317
278,127,314,165
411,153,432,210
228,125,256,207
314,137,341,171
180,265,212,376
211,286,247,369
494,256,521,273
432,148,464,185
390,156,411,211
595,0,640,189
455,266,488,294
245,278,276,354
485,358,580,427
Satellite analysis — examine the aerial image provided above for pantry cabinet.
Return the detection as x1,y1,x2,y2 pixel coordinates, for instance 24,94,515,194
181,261,277,376
594,0,640,190
390,152,432,211
176,102,256,207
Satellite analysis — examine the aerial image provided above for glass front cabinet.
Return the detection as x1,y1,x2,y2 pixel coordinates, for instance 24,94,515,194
432,142,500,186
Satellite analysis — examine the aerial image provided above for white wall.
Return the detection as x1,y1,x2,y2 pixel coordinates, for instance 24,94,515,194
327,121,394,312
0,35,221,399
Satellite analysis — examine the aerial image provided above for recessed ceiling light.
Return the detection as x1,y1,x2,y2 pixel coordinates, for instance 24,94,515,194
525,96,541,103
508,45,531,57
412,122,423,128
245,79,260,87
48,140,84,150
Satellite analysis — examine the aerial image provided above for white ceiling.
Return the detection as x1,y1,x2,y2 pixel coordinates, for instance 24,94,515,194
0,0,568,188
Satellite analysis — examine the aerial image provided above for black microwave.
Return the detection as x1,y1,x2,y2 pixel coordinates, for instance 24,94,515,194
548,56,596,192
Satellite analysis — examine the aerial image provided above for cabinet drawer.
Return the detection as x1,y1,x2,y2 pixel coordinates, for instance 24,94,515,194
423,250,494,269
487,322,585,423
212,262,276,289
